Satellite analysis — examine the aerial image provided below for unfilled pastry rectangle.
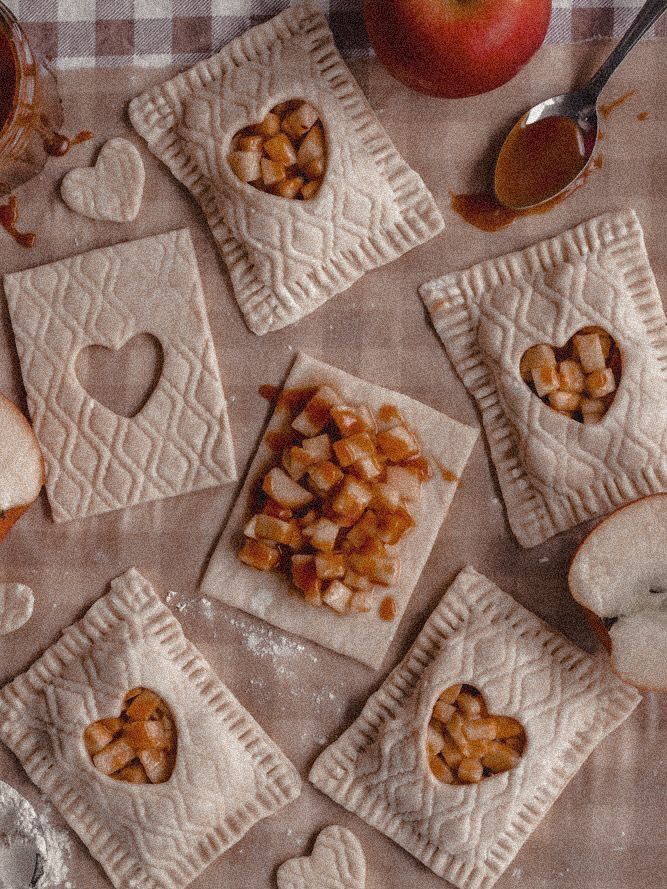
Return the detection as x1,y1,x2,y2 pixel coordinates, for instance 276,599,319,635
3,228,237,523
201,352,479,669
310,566,641,889
128,0,444,336
0,568,302,889
420,210,667,548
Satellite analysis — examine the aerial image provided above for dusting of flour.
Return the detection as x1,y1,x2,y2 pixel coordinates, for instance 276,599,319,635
0,781,71,888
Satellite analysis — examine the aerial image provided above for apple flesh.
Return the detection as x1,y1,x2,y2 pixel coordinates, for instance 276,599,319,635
364,0,552,98
0,393,45,543
568,494,667,691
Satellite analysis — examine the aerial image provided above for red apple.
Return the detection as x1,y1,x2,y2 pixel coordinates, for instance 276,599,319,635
364,0,552,98
0,392,45,543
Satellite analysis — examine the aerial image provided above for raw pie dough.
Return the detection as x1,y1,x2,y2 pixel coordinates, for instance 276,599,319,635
277,825,366,889
310,566,641,889
0,583,34,635
201,352,479,669
3,228,237,523
129,0,444,335
0,568,302,889
420,210,667,547
61,137,145,222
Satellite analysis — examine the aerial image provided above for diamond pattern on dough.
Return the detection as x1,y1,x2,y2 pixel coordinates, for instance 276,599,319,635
310,566,641,889
277,826,366,889
0,568,302,889
61,138,145,222
420,211,667,547
3,229,237,522
129,1,444,335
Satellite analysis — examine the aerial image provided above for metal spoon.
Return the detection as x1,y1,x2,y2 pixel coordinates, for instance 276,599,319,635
494,0,667,210
0,781,46,888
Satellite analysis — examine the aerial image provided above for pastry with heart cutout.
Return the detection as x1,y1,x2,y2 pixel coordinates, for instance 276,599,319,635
0,392,44,544
61,137,145,222
311,567,641,889
0,583,34,635
229,100,326,200
277,826,365,889
84,687,177,785
421,210,667,548
520,326,621,423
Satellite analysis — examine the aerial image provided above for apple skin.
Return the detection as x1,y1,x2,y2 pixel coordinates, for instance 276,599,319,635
364,0,552,98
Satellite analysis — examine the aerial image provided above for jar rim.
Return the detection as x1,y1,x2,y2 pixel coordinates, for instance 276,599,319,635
0,3,37,146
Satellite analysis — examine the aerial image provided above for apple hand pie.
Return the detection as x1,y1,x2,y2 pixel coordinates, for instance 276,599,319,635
421,210,667,547
310,566,641,889
129,1,444,335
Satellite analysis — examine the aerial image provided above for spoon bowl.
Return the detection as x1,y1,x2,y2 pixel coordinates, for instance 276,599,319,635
494,0,666,211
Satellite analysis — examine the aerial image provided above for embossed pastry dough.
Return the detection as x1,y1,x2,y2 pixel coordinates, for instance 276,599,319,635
310,566,641,889
129,0,444,335
0,568,302,889
3,228,237,523
277,826,366,889
420,210,667,547
0,583,34,635
201,352,479,669
61,137,145,222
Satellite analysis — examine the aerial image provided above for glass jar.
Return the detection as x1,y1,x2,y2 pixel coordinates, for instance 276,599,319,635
0,0,64,196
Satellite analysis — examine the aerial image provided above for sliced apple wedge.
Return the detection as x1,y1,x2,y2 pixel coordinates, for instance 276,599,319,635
0,393,45,543
568,493,667,691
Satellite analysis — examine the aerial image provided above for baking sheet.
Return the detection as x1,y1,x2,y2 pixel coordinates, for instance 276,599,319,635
0,42,665,889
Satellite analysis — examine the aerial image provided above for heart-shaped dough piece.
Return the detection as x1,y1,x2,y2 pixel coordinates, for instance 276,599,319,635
427,684,526,784
0,583,34,635
84,687,177,785
229,99,327,201
277,826,365,889
520,326,621,423
61,137,145,222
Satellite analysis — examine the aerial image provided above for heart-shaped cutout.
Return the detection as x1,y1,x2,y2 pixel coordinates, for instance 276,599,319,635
61,137,145,222
229,99,327,201
84,688,177,785
277,826,366,889
427,684,526,784
520,326,621,423
75,333,163,418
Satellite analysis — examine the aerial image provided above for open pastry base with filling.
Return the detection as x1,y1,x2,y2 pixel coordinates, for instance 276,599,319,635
202,352,479,669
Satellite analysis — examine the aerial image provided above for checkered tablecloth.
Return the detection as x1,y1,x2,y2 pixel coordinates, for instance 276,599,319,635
3,0,665,68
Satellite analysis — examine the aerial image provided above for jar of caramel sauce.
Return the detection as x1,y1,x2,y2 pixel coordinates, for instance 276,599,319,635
0,0,64,196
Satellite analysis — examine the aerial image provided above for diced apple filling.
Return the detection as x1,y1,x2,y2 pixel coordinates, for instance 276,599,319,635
521,327,620,423
229,100,326,200
428,684,525,785
85,688,177,784
238,386,434,618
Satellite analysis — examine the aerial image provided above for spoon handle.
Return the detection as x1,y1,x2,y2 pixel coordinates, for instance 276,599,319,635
585,0,667,98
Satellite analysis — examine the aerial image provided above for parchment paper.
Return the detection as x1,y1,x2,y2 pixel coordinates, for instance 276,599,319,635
0,42,665,889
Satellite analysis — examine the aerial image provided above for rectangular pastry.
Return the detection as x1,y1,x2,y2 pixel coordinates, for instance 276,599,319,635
420,210,667,547
310,566,641,889
129,0,444,335
0,568,301,889
3,228,237,523
201,352,479,669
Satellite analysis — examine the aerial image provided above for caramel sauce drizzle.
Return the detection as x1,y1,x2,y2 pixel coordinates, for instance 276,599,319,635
0,195,35,248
